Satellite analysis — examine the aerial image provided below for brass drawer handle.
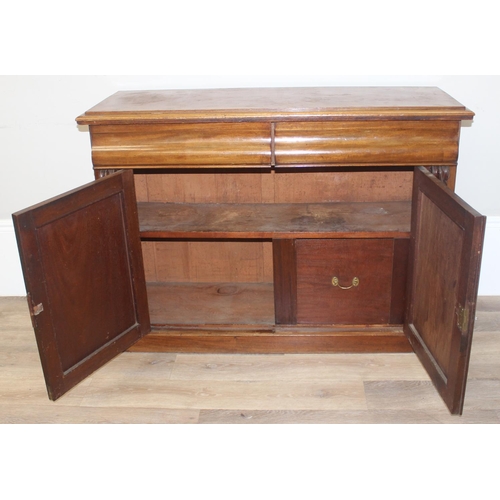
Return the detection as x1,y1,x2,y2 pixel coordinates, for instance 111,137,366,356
332,276,359,290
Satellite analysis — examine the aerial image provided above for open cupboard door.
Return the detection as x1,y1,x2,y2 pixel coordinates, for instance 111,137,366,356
405,167,486,415
13,170,150,400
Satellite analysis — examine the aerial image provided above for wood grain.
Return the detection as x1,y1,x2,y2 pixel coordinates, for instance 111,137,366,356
364,380,451,410
90,123,271,168
76,87,474,124
138,201,411,239
135,170,414,204
150,241,273,283
272,169,414,203
296,239,395,324
197,409,500,424
405,167,486,414
146,282,275,326
1,296,499,422
136,169,412,289
390,239,410,323
12,171,150,400
129,326,413,354
168,353,430,381
0,405,199,424
78,378,368,411
273,239,297,324
275,121,460,166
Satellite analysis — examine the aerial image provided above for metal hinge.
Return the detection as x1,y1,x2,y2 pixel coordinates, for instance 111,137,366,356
33,302,44,316
456,304,469,333
456,304,470,352
26,293,44,329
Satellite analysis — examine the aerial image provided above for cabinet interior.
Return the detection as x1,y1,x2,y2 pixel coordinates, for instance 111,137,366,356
134,168,414,329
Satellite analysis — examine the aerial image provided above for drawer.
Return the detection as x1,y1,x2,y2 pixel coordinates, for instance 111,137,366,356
90,122,272,168
274,121,460,167
296,239,407,325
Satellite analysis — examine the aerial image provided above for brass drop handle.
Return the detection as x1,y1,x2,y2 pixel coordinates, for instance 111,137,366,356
331,276,359,290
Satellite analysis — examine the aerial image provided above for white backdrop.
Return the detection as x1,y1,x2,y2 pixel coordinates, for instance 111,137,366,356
1,75,499,295
2,1,499,494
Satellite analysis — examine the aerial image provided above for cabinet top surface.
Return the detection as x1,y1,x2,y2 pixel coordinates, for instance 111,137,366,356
77,87,473,124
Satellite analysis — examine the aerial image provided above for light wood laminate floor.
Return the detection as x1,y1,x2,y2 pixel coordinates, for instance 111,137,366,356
1,296,499,424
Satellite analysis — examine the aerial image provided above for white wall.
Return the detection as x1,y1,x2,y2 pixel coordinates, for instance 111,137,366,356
1,75,499,295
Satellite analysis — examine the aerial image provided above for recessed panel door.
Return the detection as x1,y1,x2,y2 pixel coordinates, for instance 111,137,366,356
405,167,486,415
13,170,150,400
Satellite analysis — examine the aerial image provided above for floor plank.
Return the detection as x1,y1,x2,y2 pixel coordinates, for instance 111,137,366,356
0,405,199,424
170,353,430,381
198,409,500,424
79,379,367,411
1,296,500,423
363,380,450,411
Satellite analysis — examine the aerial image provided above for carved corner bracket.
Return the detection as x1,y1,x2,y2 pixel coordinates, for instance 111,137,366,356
428,166,450,186
95,169,118,179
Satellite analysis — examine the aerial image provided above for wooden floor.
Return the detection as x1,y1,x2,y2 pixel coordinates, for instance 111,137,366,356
1,296,499,424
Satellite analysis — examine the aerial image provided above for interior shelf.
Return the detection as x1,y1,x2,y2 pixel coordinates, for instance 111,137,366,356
138,201,411,239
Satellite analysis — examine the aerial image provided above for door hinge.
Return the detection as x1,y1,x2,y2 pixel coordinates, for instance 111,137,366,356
456,304,469,333
33,303,44,316
27,293,44,327
456,304,470,351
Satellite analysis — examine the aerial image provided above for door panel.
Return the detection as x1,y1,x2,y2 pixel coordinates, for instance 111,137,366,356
13,170,150,400
405,167,485,414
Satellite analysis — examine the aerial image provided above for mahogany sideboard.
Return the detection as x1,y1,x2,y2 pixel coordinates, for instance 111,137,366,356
13,87,486,414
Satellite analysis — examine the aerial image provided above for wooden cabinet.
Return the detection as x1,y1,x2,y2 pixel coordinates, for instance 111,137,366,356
12,87,486,414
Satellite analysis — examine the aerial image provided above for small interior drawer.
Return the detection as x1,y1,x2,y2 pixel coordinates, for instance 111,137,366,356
296,239,402,325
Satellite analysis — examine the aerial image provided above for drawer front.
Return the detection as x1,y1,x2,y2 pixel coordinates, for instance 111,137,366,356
296,239,400,325
274,121,460,167
90,122,272,168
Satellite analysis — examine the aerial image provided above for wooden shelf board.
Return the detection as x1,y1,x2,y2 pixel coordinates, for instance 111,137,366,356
138,201,411,239
130,326,412,354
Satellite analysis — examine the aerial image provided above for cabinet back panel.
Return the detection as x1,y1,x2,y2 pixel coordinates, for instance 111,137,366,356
134,170,413,204
142,241,274,284
147,282,275,326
